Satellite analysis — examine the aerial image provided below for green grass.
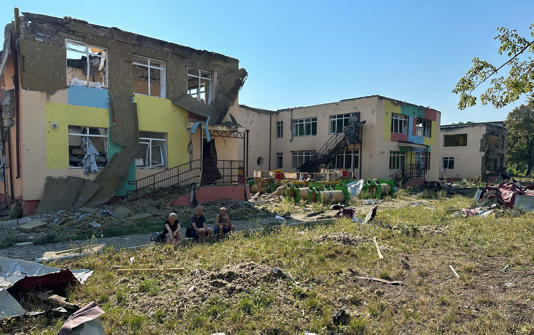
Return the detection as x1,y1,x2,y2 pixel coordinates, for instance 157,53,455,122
3,195,534,334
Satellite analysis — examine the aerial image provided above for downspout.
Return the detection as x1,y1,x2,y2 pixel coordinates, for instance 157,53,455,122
245,129,249,178
11,11,21,179
7,126,14,204
268,113,272,170
359,127,363,179
0,116,7,207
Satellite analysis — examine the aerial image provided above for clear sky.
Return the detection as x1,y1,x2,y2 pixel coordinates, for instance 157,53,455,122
1,0,533,124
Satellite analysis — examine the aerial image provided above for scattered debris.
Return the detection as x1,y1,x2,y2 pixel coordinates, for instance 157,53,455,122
57,302,105,335
18,220,47,232
271,266,297,284
449,265,460,279
332,309,350,326
116,267,185,273
348,269,402,285
363,206,378,224
372,236,384,260
315,233,363,246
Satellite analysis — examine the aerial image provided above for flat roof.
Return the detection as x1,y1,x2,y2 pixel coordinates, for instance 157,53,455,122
441,121,506,130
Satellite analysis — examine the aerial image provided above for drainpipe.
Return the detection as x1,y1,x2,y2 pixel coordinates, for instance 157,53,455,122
0,117,7,207
245,129,249,178
268,113,272,170
359,127,363,179
7,126,14,204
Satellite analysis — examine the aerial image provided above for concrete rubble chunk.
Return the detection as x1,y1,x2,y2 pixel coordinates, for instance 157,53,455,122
113,206,132,218
514,195,534,212
18,220,47,232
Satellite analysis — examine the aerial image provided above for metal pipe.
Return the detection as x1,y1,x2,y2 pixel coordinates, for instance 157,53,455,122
268,113,272,170
359,128,363,180
245,129,249,178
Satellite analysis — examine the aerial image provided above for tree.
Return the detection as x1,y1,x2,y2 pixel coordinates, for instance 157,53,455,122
453,24,534,109
506,101,534,175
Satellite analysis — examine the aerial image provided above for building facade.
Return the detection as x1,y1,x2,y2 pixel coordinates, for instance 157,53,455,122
0,11,247,214
237,95,441,181
440,122,507,180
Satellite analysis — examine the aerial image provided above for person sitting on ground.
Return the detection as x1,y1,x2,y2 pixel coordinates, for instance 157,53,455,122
164,213,182,244
191,205,212,239
214,207,235,238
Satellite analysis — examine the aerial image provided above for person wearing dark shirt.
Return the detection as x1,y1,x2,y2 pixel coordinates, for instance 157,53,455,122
191,205,212,239
163,213,182,244
214,207,235,238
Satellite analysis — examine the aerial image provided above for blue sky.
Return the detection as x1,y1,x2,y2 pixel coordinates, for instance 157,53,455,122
1,0,533,124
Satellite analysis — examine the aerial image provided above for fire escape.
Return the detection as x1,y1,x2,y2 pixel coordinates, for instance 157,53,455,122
299,114,365,173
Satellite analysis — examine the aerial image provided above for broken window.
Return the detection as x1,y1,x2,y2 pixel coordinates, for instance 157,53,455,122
187,67,214,104
416,119,432,137
391,113,408,135
133,55,166,97
443,134,467,147
330,150,359,169
276,152,283,169
68,126,108,169
276,121,283,138
389,151,405,170
293,118,317,137
292,151,315,168
66,40,108,88
136,131,167,169
329,114,351,134
443,157,454,169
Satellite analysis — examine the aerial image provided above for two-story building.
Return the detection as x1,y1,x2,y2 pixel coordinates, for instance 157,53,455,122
237,95,441,183
440,122,507,180
0,11,247,214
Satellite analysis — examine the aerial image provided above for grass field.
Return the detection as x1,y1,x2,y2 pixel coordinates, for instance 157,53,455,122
2,194,534,334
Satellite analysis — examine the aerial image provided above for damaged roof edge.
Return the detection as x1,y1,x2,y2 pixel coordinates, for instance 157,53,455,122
274,94,440,113
20,11,239,64
441,121,506,130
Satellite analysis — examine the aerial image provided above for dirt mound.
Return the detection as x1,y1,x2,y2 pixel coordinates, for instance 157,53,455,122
315,232,363,246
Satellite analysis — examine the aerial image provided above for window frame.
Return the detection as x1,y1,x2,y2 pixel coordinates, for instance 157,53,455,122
68,126,108,169
187,67,215,104
132,55,167,98
389,151,406,170
65,39,108,88
330,150,359,169
443,157,455,169
293,118,317,137
329,114,351,134
276,121,283,138
443,134,468,147
391,113,408,135
276,152,283,169
137,132,168,169
291,150,315,168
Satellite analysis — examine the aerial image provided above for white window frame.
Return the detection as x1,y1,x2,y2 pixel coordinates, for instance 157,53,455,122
391,113,408,135
329,114,351,134
416,119,432,137
291,150,315,168
443,157,454,169
276,121,283,138
187,67,214,104
389,151,406,170
66,39,108,88
293,118,317,137
330,150,359,169
68,126,108,169
138,133,167,169
133,55,166,98
276,152,283,169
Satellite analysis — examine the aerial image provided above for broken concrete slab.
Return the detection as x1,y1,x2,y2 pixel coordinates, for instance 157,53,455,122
18,220,47,232
37,176,86,213
113,206,132,218
514,195,534,212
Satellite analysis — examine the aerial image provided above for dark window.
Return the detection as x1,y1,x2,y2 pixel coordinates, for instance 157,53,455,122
276,152,283,169
329,114,351,134
444,134,467,146
276,121,283,138
391,113,408,135
389,151,405,170
443,157,454,169
293,118,317,137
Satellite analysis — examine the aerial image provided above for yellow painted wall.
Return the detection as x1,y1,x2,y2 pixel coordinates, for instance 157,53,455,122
423,120,438,146
45,103,109,169
134,95,189,168
383,100,399,142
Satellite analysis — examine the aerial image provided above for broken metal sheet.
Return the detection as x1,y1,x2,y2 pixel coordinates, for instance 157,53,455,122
58,302,105,335
0,288,26,320
514,194,534,212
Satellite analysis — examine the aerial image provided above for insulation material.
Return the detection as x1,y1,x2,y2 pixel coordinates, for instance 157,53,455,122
81,137,99,175
58,302,105,335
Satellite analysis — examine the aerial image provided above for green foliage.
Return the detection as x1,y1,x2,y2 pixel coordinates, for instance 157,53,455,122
453,24,534,109
506,101,534,174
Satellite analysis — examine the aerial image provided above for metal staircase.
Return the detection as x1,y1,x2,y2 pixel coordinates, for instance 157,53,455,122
299,133,348,172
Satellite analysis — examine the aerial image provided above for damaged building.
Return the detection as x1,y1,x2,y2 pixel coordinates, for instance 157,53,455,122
440,121,507,180
236,95,441,185
0,10,247,215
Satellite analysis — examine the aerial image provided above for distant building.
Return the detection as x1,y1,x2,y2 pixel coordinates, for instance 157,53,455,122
440,122,507,180
236,95,441,184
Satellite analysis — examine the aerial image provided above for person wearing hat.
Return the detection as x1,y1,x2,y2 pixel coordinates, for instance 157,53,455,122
214,207,235,238
164,213,182,244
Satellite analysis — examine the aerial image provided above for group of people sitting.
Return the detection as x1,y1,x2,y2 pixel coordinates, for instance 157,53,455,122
162,205,235,244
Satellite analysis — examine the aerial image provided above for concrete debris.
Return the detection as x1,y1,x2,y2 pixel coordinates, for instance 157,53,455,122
130,212,153,222
18,220,47,232
113,206,132,218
